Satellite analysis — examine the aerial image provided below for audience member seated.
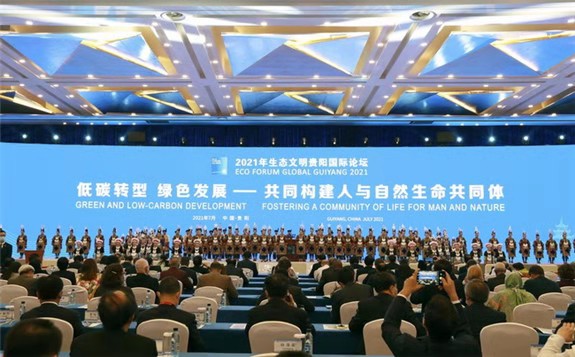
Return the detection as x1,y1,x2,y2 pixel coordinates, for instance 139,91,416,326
558,264,575,287
246,274,314,335
465,264,484,284
524,265,561,299
456,259,477,285
94,263,133,298
313,256,330,281
126,258,159,303
349,256,362,270
121,256,136,275
147,257,162,273
69,255,84,270
137,276,205,352
356,255,376,278
70,290,157,356
316,259,343,294
29,254,48,275
225,258,249,287
410,259,465,311
160,257,194,294
77,258,100,299
395,259,414,291
511,262,529,277
363,257,386,287
275,258,299,286
331,266,373,324
486,263,506,291
383,255,400,273
539,321,575,356
179,257,198,286
52,257,77,285
191,255,209,275
4,319,62,357
462,279,506,341
21,275,84,338
1,260,21,281
349,272,424,334
382,271,481,356
8,264,37,296
197,262,238,303
487,272,536,321
256,269,315,313
238,251,259,277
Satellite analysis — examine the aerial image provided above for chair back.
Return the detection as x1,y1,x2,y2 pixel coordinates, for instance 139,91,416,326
545,271,559,282
538,292,572,311
136,319,189,352
357,274,368,283
323,281,340,296
363,318,416,355
40,317,74,352
62,285,88,304
561,286,575,299
10,296,40,320
248,321,301,354
0,279,8,286
0,285,28,304
230,276,244,288
512,302,555,328
180,296,219,322
60,277,72,286
339,301,359,325
493,284,505,293
132,287,154,306
242,268,253,279
195,286,224,300
479,322,538,357
87,297,101,310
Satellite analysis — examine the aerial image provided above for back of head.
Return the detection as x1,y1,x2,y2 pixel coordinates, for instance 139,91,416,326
337,266,355,285
364,255,375,267
424,294,458,342
433,259,453,275
180,256,190,267
37,275,64,301
558,263,575,280
494,262,506,275
349,256,359,265
331,259,343,271
134,258,149,274
56,257,69,271
80,259,98,281
372,272,396,294
317,254,326,262
466,259,477,268
123,255,133,264
528,265,544,277
210,261,223,272
169,257,180,268
4,319,62,357
388,255,396,264
265,273,289,298
193,255,203,266
375,258,386,272
465,279,490,304
505,272,524,289
98,290,137,330
73,255,84,263
277,257,292,271
242,251,252,260
466,265,483,281
100,263,124,288
226,259,237,268
1,261,20,280
159,276,180,295
512,262,525,271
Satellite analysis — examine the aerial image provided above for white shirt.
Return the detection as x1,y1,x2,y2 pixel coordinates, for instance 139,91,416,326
539,334,575,357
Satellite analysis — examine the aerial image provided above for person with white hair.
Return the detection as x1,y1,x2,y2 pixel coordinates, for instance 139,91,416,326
126,258,159,302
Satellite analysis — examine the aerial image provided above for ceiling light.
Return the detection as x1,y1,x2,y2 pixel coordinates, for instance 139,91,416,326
568,18,575,23
483,84,489,88
410,11,437,21
519,122,524,126
496,74,503,78
25,20,33,25
311,84,317,88
81,104,88,108
22,134,28,139
391,84,397,88
546,94,552,98
152,22,159,27
346,105,353,108
134,75,141,79
19,59,26,63
437,84,443,88
497,104,504,108
39,74,46,79
152,137,158,142
408,60,415,64
456,137,463,143
85,135,91,142
211,60,219,64
37,94,43,98
87,74,94,79
531,84,538,87
268,113,274,116
164,43,170,47
224,95,231,99
420,42,428,47
54,104,59,107
227,105,234,108
357,84,363,88
528,104,534,108
199,104,205,108
3,73,10,78
551,113,557,117
53,134,60,141
436,21,444,25
424,137,429,142
383,95,389,99
488,136,495,143
352,95,359,99
266,84,272,88
376,105,382,108
173,60,180,64
377,42,384,47
313,74,320,79
265,74,272,79
130,113,136,116
505,123,509,126
160,11,186,22
397,75,405,79
547,73,554,78
120,136,125,142
181,75,189,79
260,21,268,26
568,83,574,87
217,75,224,79
193,95,200,99
142,84,148,87
512,113,518,117
513,95,520,99
369,60,375,64
447,74,454,79
52,84,59,88
206,43,213,47
187,84,193,87
98,84,104,87
523,135,529,141
19,83,25,87
559,134,565,140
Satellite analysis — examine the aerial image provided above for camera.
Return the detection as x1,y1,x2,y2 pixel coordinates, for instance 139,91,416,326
417,270,446,286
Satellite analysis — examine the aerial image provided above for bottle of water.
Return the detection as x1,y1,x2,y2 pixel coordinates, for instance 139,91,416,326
69,289,76,305
171,328,180,356
303,328,313,354
206,303,212,324
220,293,227,307
144,289,151,307
19,302,26,319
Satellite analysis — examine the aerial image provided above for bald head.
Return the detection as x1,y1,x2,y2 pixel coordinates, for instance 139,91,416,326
135,258,149,274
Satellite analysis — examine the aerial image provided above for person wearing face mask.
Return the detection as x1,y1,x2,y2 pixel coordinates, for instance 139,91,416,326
0,226,13,266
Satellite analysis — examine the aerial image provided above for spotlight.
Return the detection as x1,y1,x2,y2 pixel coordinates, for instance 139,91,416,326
424,137,429,143
152,137,158,142
119,136,125,142
410,11,437,21
456,137,463,143
160,11,186,21
302,137,307,146
363,137,369,146
271,137,276,146
180,137,187,146
239,137,245,146
331,137,337,146
209,137,216,146
85,135,92,142
21,133,28,140
53,134,60,141
523,135,529,142
394,137,401,145
488,136,495,143
559,134,565,141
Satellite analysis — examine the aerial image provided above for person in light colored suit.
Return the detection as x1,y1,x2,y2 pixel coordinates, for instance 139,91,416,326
196,261,238,303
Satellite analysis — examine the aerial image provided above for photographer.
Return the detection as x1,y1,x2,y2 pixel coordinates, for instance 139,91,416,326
410,259,465,310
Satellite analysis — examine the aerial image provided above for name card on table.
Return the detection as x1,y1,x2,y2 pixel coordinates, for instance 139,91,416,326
85,310,100,322
274,339,303,352
0,310,14,320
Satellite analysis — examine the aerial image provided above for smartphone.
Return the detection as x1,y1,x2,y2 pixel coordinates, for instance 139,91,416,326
417,270,446,285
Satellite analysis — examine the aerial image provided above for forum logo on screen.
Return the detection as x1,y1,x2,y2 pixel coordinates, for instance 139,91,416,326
211,157,228,175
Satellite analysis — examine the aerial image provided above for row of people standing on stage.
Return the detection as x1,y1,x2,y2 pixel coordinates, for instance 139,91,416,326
10,224,573,264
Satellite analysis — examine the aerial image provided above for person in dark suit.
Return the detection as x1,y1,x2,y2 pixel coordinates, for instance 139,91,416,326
21,275,84,338
349,272,424,334
160,257,194,294
8,264,37,296
316,259,343,294
349,256,362,270
0,229,13,266
126,259,160,303
191,255,210,275
69,255,84,270
363,258,387,287
237,251,259,277
524,264,562,299
71,289,157,356
29,254,49,275
4,319,62,357
308,254,326,278
331,266,373,323
486,263,507,291
383,255,400,273
225,258,249,287
256,269,315,313
246,274,314,335
382,271,481,357
410,259,465,311
180,256,198,286
137,276,205,352
121,256,136,275
463,279,506,341
51,257,77,285
356,255,376,279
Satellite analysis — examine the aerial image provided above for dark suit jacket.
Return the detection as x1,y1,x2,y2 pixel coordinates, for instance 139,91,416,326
52,270,77,285
356,266,375,279
246,298,314,335
160,267,194,293
331,283,374,323
126,273,160,304
486,274,506,291
349,293,425,334
382,296,481,357
316,268,340,294
181,267,198,286
308,262,321,278
226,265,249,287
69,261,83,270
524,276,562,299
191,265,210,275
137,304,205,352
463,303,506,341
122,262,136,275
0,243,13,265
70,329,157,357
237,259,258,277
256,285,315,313
383,262,400,273
21,302,84,338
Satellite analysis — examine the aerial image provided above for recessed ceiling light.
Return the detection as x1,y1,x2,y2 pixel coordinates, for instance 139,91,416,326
424,137,429,142
227,104,234,108
3,73,10,78
420,42,428,47
68,95,75,98
260,21,268,26
383,95,389,99
519,122,524,126
546,94,552,98
361,74,368,79
528,104,534,108
19,59,26,63
447,74,454,79
551,113,557,117
313,74,320,79
410,11,437,22
568,18,575,23
369,113,376,117
25,20,33,25
134,74,141,79
408,60,415,64
268,113,274,116
523,135,529,141
120,136,125,142
489,136,495,143
206,43,213,47
164,43,171,47
311,84,317,88
87,74,94,79
513,95,520,99
323,21,331,26
377,42,384,47
496,74,503,78
512,113,518,117
142,84,148,87
39,74,46,79
52,84,59,88
346,105,353,108
220,84,226,88
211,60,219,64
199,104,205,108
152,22,159,27
19,83,25,87
352,95,359,99
160,11,186,22
456,137,463,143
266,84,272,88
531,84,538,87
547,73,554,78
369,60,376,64
397,75,405,79
497,104,504,108
265,74,272,79
181,75,189,79
173,60,180,64
193,95,200,99
568,83,574,87
97,84,104,88
130,113,136,116
483,84,489,88
37,94,43,98
391,84,397,88
437,84,443,88
152,137,158,142
559,134,565,140
376,105,382,108
81,104,88,108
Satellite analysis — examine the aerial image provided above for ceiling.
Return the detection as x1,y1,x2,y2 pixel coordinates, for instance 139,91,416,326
1,1,575,125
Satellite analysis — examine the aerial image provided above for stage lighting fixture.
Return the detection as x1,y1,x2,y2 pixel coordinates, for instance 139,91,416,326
21,133,28,140
209,137,216,146
152,137,158,142
523,135,529,142
53,134,59,141
119,136,125,142
559,134,565,141
85,135,92,142
424,137,430,143
160,11,186,21
488,136,495,143
271,137,276,146
302,137,307,146
363,137,369,145
394,137,400,145
331,137,337,146
180,137,187,146
239,137,245,146
456,137,463,143
410,11,436,21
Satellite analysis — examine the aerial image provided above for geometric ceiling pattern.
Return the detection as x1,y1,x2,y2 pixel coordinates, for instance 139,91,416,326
0,1,574,124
